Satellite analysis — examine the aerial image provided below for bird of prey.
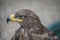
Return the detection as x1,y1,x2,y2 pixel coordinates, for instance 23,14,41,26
7,9,59,40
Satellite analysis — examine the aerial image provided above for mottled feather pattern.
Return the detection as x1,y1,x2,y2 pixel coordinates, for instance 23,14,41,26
11,9,59,40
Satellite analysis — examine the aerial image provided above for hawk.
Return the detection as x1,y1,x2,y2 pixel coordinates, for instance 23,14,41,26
7,9,59,40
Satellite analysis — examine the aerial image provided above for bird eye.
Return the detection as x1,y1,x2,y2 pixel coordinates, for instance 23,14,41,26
15,15,24,18
19,16,23,18
19,16,24,18
21,16,24,18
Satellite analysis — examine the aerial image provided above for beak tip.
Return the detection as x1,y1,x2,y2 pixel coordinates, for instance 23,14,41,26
7,17,11,23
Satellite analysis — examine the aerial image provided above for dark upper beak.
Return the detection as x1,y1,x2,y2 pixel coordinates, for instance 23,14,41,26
7,17,11,23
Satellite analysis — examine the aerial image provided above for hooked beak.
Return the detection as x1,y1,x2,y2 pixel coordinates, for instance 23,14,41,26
7,17,11,23
7,14,23,23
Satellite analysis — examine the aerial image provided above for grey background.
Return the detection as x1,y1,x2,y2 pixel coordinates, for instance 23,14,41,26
0,0,60,40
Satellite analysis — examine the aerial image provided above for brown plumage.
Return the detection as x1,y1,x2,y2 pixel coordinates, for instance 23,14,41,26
10,9,59,40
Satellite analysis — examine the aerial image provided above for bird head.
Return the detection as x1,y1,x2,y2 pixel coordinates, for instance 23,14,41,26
7,9,45,34
7,9,41,26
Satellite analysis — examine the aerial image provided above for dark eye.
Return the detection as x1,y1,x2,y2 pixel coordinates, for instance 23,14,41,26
15,14,27,19
19,16,24,18
19,16,23,18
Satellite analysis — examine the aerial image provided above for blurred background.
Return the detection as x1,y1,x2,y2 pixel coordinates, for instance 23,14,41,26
0,0,60,40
